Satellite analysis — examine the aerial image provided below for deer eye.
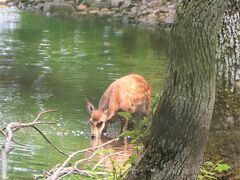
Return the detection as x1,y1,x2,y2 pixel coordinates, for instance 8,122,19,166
96,121,103,128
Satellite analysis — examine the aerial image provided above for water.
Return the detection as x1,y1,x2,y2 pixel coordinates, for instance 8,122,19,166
0,7,168,179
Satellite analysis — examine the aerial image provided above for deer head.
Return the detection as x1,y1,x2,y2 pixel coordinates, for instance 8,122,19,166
85,98,108,138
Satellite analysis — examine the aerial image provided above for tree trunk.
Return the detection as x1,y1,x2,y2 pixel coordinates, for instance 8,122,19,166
207,1,240,177
211,0,240,130
125,0,228,179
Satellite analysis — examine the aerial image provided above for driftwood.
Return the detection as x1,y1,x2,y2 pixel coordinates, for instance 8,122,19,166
43,138,123,180
0,110,67,180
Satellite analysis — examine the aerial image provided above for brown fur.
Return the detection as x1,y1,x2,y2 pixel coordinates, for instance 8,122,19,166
85,74,151,138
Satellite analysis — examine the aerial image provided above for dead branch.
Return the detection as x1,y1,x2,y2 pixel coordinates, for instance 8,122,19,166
0,129,5,136
74,150,98,169
32,126,68,156
33,110,57,122
45,138,120,180
92,151,123,170
11,138,27,146
0,109,66,180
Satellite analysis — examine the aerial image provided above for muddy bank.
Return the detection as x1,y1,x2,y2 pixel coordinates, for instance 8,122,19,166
14,0,176,28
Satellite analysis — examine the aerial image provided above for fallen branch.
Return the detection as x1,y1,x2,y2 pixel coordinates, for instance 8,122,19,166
92,151,123,171
32,126,68,156
0,129,5,136
0,110,67,180
33,110,57,122
45,138,121,180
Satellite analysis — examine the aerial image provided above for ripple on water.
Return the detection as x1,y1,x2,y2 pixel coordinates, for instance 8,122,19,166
0,6,168,179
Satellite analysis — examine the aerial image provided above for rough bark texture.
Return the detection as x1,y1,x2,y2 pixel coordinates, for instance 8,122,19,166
211,0,240,130
216,0,240,92
207,1,240,178
125,0,229,179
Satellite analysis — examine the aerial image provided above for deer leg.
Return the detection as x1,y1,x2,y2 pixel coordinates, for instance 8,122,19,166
121,117,128,132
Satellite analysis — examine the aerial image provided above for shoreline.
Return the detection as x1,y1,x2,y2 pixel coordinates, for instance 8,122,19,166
10,0,176,29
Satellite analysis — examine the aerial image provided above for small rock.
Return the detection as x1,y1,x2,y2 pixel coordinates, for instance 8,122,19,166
89,10,100,14
98,10,114,16
141,9,150,15
79,11,88,15
72,11,81,18
119,0,131,10
139,4,147,11
113,12,123,17
91,2,111,9
101,8,109,12
137,18,147,24
148,0,162,7
77,3,87,11
44,2,76,15
148,13,157,19
54,3,75,17
159,6,169,13
130,6,137,16
167,4,176,10
111,0,124,8
36,2,44,10
72,11,88,18
111,7,119,11
98,11,108,16
164,10,176,24
87,7,99,11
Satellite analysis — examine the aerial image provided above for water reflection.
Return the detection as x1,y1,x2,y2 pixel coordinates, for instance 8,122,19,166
0,7,19,32
90,137,135,171
0,8,168,179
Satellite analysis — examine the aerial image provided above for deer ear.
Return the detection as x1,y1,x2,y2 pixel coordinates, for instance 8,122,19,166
102,109,109,122
85,98,95,114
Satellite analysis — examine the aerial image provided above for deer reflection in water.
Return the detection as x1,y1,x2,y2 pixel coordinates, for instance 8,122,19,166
88,136,135,172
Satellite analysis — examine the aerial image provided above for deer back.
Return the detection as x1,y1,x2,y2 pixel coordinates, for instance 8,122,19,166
98,74,151,120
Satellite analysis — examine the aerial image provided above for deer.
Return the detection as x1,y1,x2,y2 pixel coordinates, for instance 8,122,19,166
85,74,151,139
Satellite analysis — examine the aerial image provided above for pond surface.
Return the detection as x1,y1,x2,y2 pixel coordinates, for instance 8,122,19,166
0,7,168,179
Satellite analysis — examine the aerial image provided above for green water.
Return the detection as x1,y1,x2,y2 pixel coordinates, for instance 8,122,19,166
0,7,168,179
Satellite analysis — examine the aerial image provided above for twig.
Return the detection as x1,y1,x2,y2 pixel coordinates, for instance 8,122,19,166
10,122,56,132
34,175,45,180
58,167,74,179
47,138,119,180
11,138,27,146
32,126,68,156
1,110,62,180
33,110,57,122
74,150,98,169
50,168,109,179
67,152,120,179
0,129,5,136
92,151,123,171
57,138,118,172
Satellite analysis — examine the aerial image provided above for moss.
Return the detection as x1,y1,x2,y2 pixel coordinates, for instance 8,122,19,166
211,88,240,130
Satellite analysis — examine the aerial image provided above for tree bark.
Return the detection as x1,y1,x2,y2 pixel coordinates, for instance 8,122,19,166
125,0,229,179
207,1,240,177
211,0,240,130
